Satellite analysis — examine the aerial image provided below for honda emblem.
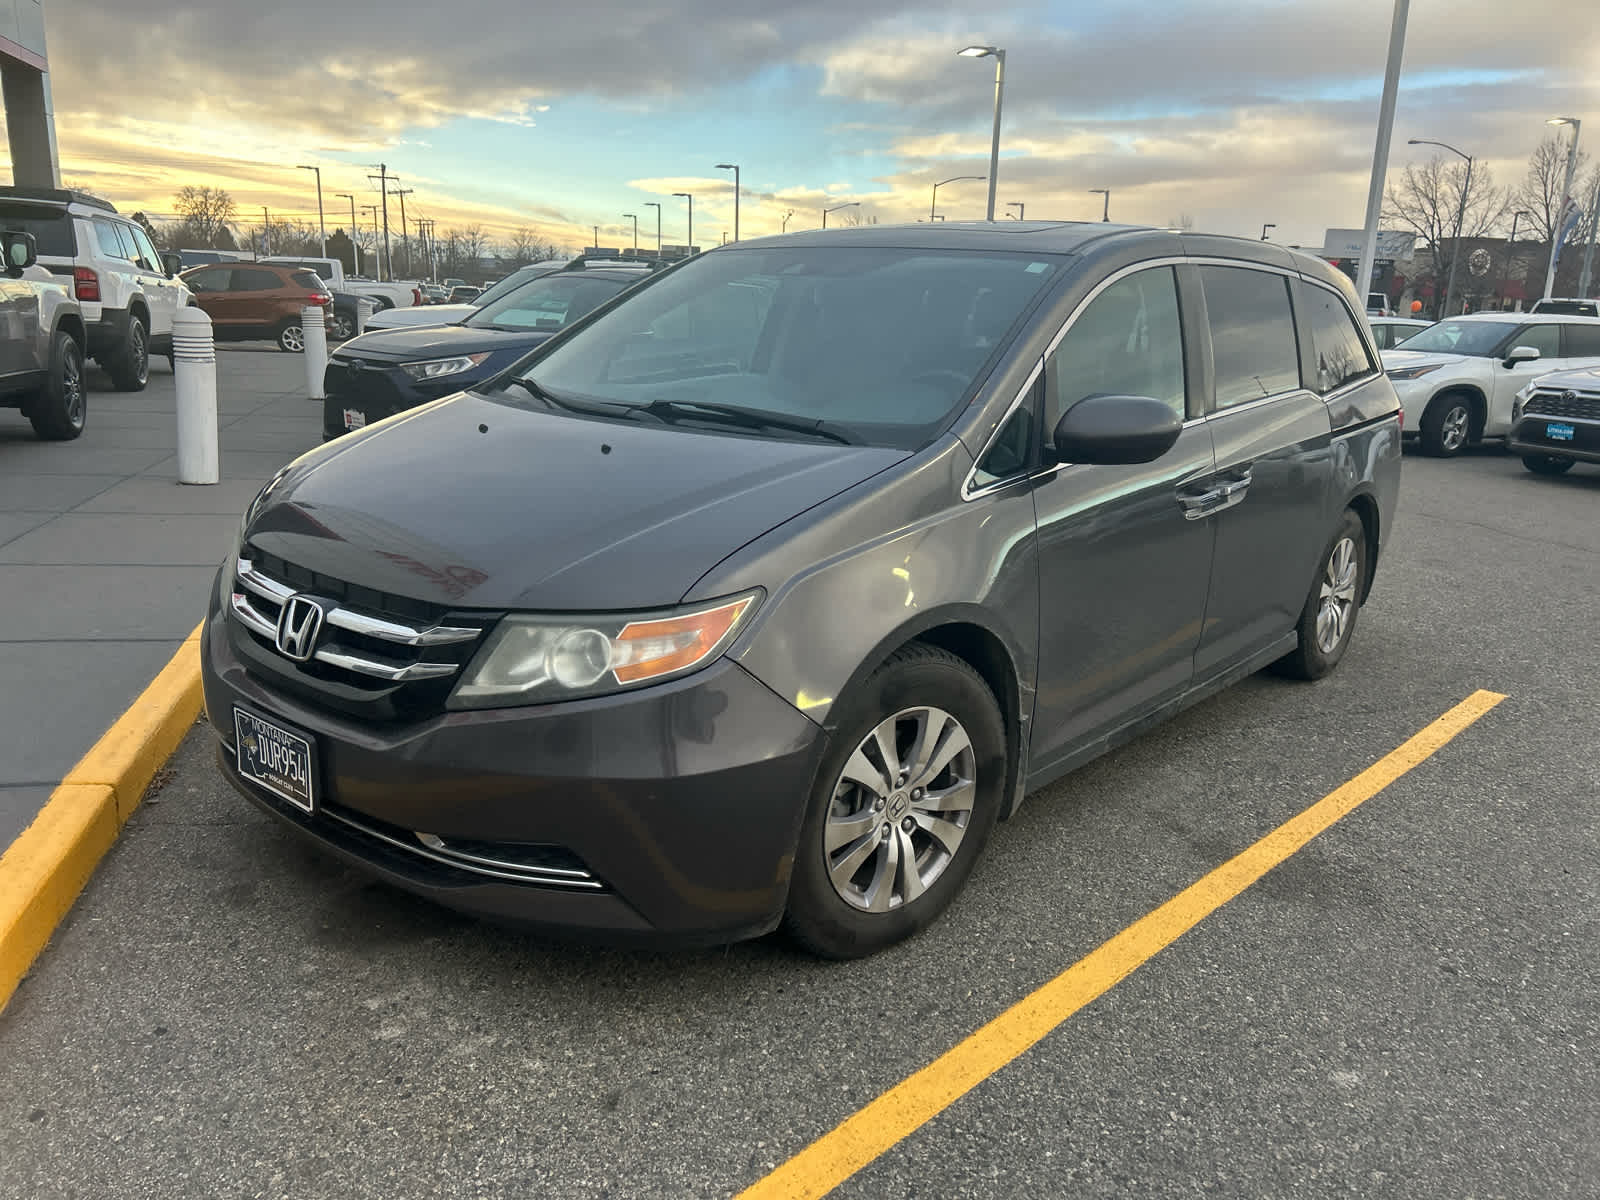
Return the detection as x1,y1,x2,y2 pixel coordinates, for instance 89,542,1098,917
276,595,325,662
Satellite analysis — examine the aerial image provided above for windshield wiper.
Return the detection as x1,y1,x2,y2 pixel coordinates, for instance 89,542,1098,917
505,377,668,423
639,399,858,445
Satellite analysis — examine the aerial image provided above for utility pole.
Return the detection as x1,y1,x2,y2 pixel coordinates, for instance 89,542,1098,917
388,184,413,278
368,163,391,281
361,204,380,274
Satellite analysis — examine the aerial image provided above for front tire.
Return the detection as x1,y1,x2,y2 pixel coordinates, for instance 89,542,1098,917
1273,510,1367,681
782,644,1006,959
1419,392,1473,457
277,320,305,353
105,313,149,391
1522,454,1574,476
328,311,355,341
26,331,87,440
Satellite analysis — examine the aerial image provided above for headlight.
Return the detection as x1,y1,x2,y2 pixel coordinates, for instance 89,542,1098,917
1385,364,1443,381
449,592,761,708
400,352,492,381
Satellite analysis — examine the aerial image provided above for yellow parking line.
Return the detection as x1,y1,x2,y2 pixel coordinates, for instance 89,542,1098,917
738,688,1508,1200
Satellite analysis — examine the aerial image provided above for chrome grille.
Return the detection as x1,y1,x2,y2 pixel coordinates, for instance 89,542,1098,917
230,555,485,687
1525,389,1600,422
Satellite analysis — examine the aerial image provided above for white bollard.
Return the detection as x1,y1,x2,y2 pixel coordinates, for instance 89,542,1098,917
353,297,373,337
302,304,328,400
173,306,218,486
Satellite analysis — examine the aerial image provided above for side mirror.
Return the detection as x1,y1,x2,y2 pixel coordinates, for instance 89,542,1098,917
1,230,37,274
1052,394,1183,466
1504,345,1541,367
161,252,183,278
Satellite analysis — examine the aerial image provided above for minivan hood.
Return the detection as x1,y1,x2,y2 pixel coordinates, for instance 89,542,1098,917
334,322,543,361
246,392,908,611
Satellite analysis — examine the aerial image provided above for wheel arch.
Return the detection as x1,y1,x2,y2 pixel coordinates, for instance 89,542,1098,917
1343,488,1381,604
1425,384,1488,440
53,310,86,350
818,606,1028,825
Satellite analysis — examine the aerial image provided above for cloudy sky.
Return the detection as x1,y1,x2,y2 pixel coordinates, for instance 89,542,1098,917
11,0,1600,253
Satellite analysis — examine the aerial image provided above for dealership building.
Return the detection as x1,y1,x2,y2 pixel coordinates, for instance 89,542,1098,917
1,0,58,187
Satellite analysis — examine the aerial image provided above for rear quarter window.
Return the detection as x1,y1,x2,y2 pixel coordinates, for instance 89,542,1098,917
1562,323,1600,357
291,270,327,290
0,204,77,257
1298,283,1376,393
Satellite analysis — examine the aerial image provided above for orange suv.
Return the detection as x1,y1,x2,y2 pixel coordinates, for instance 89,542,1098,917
178,263,332,352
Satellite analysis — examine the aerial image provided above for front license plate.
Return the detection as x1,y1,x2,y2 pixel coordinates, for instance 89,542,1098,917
343,407,367,431
234,707,316,813
1546,421,1575,442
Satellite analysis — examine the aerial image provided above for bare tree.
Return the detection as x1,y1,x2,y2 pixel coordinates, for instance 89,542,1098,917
1384,156,1508,314
1514,133,1588,246
506,227,541,267
1165,213,1196,232
173,185,237,249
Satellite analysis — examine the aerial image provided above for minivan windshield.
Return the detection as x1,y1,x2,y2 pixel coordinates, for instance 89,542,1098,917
1395,320,1518,357
506,247,1062,449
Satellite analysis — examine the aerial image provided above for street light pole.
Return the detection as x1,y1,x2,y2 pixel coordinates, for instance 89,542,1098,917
623,213,638,251
1409,138,1472,317
715,164,740,242
953,45,1004,224
823,202,860,229
1005,202,1024,220
367,164,392,281
644,201,661,253
673,192,693,256
297,165,325,257
260,206,269,257
1355,0,1409,316
1544,117,1582,300
335,192,360,275
930,175,986,221
1579,172,1600,299
782,209,794,233
1261,223,1276,240
1089,188,1111,221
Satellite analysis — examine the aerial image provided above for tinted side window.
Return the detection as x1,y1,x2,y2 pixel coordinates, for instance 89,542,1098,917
131,227,163,272
93,218,133,261
1200,266,1300,407
234,268,285,291
184,268,232,292
1300,284,1376,393
1511,324,1560,359
1046,266,1186,426
1564,324,1600,357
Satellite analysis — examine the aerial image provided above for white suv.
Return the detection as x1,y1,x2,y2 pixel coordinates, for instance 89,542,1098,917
1380,312,1600,456
0,187,192,391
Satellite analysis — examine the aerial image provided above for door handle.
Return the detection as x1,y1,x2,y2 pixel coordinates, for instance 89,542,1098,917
1217,470,1253,500
1177,484,1226,520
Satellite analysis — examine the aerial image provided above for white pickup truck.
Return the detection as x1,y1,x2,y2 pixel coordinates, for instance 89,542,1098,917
260,256,422,312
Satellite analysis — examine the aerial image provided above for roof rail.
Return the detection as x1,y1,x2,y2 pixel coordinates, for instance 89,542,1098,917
0,185,118,214
562,253,672,272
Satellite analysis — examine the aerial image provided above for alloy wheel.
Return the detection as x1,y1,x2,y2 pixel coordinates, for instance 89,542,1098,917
1440,404,1469,453
130,322,148,384
824,705,977,913
1315,536,1359,654
281,324,305,352
63,345,85,428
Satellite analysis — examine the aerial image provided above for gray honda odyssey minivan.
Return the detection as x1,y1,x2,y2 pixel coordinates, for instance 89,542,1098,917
202,223,1401,958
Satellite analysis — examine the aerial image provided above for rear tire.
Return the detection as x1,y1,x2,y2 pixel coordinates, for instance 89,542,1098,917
782,644,1006,959
1273,510,1367,681
1522,454,1574,476
105,312,149,391
329,311,355,341
1419,392,1473,457
277,320,305,353
26,331,87,440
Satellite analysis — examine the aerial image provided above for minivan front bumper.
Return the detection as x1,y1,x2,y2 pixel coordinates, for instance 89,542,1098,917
200,590,823,945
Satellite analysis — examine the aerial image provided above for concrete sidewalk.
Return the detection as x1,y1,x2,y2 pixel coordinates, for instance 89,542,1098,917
0,348,321,848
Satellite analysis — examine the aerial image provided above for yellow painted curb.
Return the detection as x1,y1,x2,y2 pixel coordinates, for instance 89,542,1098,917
0,622,205,1013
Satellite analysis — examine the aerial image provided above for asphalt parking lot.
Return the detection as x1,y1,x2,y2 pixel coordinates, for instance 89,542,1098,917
1,447,1596,1199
